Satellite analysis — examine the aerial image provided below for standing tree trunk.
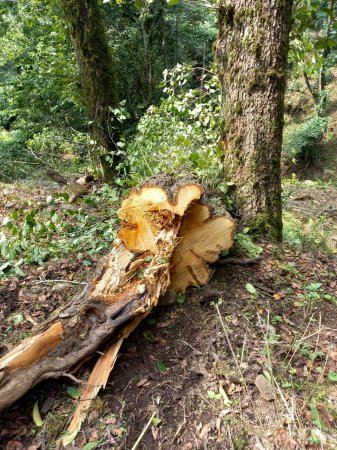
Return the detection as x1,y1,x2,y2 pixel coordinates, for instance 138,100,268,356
318,0,335,101
215,0,293,241
140,0,166,104
61,0,121,182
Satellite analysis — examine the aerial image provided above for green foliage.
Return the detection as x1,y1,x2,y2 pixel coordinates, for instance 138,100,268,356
0,0,87,180
245,283,257,295
0,130,31,181
128,64,222,183
283,114,328,160
290,0,337,79
234,229,263,257
156,360,168,373
0,185,120,279
0,1,82,130
283,211,332,252
105,1,216,115
328,371,337,382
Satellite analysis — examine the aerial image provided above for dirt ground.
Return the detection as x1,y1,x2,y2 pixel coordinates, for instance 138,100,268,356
0,235,336,449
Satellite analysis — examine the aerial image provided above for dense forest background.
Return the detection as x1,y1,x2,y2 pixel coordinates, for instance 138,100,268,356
0,1,337,449
0,0,335,185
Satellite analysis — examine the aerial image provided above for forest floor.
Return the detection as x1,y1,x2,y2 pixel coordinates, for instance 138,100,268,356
0,176,336,450
1,99,337,450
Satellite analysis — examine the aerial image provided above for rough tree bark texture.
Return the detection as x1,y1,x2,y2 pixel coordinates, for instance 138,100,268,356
61,0,120,182
215,0,293,241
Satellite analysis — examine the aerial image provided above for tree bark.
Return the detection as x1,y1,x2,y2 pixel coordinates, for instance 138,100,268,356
303,71,319,104
318,0,335,102
215,0,293,241
140,0,166,104
61,0,121,182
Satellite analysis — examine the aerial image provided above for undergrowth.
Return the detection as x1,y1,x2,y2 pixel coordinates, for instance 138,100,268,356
283,210,333,252
283,114,328,161
0,185,120,279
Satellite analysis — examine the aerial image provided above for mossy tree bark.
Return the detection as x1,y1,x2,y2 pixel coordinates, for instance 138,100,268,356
61,0,121,182
215,0,293,241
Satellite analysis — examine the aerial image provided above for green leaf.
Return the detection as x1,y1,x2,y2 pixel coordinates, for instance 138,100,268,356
156,360,168,373
245,283,256,295
315,37,337,49
67,386,80,399
151,417,162,427
328,371,337,382
167,0,180,5
177,293,186,304
207,390,221,400
144,255,153,262
82,260,92,267
33,401,43,427
83,440,104,450
310,400,329,431
147,317,156,326
263,370,272,383
61,431,78,447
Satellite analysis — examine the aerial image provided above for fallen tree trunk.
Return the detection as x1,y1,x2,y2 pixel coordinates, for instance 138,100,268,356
0,175,236,421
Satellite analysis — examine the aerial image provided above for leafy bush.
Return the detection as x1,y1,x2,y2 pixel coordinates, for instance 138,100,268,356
283,114,328,161
27,127,89,172
0,129,31,181
127,64,223,185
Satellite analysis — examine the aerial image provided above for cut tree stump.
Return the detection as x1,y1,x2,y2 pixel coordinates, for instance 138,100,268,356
0,175,236,442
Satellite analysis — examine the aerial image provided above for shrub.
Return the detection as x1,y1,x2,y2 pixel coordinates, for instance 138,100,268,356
127,64,223,186
283,114,328,161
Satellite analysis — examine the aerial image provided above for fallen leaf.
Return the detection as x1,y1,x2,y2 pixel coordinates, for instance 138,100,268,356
32,402,43,427
255,374,275,401
27,443,41,450
105,417,116,425
83,440,103,450
273,292,284,300
317,403,334,429
151,425,160,440
199,422,212,440
6,442,24,450
156,360,168,373
137,378,148,387
246,283,256,295
87,410,99,424
274,428,297,449
220,409,232,416
151,417,162,427
66,386,80,399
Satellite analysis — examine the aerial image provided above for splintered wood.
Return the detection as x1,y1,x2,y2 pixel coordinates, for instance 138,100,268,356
0,175,236,443
170,202,236,293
